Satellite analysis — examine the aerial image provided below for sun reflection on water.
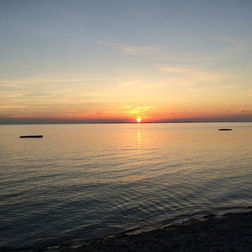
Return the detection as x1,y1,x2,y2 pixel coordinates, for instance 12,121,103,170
137,127,142,149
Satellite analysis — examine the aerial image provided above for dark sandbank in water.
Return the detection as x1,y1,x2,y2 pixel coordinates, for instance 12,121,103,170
5,210,251,252
19,135,43,138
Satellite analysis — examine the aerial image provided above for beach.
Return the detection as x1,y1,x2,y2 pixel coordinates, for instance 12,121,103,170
49,209,252,252
1,210,252,252
2,210,252,251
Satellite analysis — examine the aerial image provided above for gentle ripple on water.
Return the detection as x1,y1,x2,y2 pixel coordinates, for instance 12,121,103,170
0,123,252,248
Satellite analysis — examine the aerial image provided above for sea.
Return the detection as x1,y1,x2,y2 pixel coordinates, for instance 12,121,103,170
0,122,252,248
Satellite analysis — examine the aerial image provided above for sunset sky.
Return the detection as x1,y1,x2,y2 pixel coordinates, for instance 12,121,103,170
1,0,252,123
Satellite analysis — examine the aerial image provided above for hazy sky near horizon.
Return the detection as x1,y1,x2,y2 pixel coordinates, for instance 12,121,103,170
1,0,252,123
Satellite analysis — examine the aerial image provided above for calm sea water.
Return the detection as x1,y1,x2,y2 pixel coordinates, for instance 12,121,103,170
1,123,252,248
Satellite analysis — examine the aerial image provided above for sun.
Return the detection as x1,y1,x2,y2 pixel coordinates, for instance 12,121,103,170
137,117,141,123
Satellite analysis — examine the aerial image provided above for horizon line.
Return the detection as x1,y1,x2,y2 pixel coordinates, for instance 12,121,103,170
1,120,252,125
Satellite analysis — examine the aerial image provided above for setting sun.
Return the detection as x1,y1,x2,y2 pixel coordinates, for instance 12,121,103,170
137,118,142,123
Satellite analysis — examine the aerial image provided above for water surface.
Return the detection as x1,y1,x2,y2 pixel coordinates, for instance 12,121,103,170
0,123,252,248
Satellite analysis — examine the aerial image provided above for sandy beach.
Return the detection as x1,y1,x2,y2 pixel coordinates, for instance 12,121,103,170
49,209,252,252
1,210,252,251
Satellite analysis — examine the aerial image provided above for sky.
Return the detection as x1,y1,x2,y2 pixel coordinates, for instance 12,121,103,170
1,0,252,123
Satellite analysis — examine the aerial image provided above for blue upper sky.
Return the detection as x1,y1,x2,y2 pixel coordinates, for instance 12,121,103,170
1,0,252,122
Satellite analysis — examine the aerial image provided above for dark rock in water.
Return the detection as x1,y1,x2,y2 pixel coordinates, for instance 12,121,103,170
218,129,232,131
20,135,43,138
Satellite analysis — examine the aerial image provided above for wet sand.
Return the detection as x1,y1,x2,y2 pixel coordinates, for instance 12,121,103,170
2,210,252,251
58,210,252,252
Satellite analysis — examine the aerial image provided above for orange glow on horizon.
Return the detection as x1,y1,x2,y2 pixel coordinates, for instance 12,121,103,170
3,102,252,123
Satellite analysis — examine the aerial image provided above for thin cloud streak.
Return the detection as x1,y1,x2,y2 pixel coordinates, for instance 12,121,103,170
99,41,160,56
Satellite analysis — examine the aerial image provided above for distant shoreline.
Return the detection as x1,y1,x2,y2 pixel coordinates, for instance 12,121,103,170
0,121,252,125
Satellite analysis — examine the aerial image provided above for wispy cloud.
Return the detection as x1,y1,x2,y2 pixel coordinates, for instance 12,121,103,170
155,65,228,88
99,41,231,69
117,45,158,56
99,41,159,56
121,105,159,115
0,77,113,86
120,80,137,88
0,77,118,98
213,36,252,47
21,92,53,98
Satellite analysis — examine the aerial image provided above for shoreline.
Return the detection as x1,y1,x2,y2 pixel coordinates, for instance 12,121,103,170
58,209,252,252
3,209,252,252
